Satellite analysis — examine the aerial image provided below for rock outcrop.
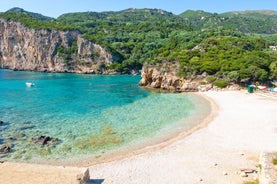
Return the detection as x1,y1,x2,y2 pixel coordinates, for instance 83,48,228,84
139,63,213,92
0,19,116,73
0,145,11,154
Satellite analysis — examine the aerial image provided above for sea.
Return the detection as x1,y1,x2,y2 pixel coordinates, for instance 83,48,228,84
0,69,211,164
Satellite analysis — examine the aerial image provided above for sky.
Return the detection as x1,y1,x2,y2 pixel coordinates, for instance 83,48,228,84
0,0,277,18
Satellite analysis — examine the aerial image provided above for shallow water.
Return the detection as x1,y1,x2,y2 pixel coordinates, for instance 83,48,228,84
0,70,210,164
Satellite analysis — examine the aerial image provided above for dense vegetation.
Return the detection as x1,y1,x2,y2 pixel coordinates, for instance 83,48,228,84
57,9,192,72
1,7,277,83
181,10,277,34
167,31,277,83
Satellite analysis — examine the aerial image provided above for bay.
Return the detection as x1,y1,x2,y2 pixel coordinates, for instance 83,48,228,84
0,70,210,164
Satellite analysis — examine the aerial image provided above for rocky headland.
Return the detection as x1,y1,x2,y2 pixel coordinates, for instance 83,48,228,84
139,62,223,92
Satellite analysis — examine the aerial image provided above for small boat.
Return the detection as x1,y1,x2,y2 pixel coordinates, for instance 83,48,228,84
26,82,35,87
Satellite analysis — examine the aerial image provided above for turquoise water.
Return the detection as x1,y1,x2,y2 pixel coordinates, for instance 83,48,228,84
0,70,210,164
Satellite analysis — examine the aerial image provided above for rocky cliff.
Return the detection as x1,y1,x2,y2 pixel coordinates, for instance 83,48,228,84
139,63,213,92
0,19,115,73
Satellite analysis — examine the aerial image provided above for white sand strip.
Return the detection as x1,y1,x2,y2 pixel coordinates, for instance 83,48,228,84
89,91,277,184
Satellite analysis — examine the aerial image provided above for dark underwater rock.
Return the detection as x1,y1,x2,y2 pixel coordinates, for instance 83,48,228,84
0,145,11,154
37,136,51,145
32,136,59,146
20,125,35,130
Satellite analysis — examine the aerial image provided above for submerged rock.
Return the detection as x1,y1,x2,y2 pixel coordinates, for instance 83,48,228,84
0,145,11,154
32,136,59,146
0,125,7,132
48,138,59,146
0,121,9,130
20,125,35,130
6,137,15,141
37,136,51,145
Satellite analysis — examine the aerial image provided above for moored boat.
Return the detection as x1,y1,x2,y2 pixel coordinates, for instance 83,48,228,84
26,82,35,87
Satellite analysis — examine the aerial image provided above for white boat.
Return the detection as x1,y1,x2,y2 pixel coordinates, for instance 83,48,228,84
26,82,35,87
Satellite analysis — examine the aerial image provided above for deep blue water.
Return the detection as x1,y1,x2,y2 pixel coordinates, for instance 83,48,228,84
0,70,210,164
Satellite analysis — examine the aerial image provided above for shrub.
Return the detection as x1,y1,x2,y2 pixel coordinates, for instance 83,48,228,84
272,156,277,165
207,76,216,83
227,71,239,82
213,80,228,88
177,71,187,77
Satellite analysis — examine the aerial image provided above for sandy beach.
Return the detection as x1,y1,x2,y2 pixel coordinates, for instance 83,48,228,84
88,91,277,184
1,90,277,183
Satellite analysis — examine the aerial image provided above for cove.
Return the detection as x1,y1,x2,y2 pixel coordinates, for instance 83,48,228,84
0,70,210,164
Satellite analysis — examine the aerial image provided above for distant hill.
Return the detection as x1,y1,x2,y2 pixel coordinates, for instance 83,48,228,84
180,9,277,34
222,10,277,16
3,7,277,34
57,8,186,25
220,10,277,34
57,8,189,33
6,7,54,21
179,10,214,18
179,10,220,30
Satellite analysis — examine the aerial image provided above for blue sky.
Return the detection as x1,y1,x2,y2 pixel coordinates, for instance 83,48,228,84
1,0,277,18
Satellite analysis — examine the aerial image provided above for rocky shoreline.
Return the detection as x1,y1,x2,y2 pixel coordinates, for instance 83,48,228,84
139,63,241,92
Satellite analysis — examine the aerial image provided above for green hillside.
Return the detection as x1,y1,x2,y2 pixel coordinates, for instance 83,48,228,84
0,8,277,83
220,10,277,33
0,12,74,31
180,10,277,34
57,8,191,72
6,7,54,21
